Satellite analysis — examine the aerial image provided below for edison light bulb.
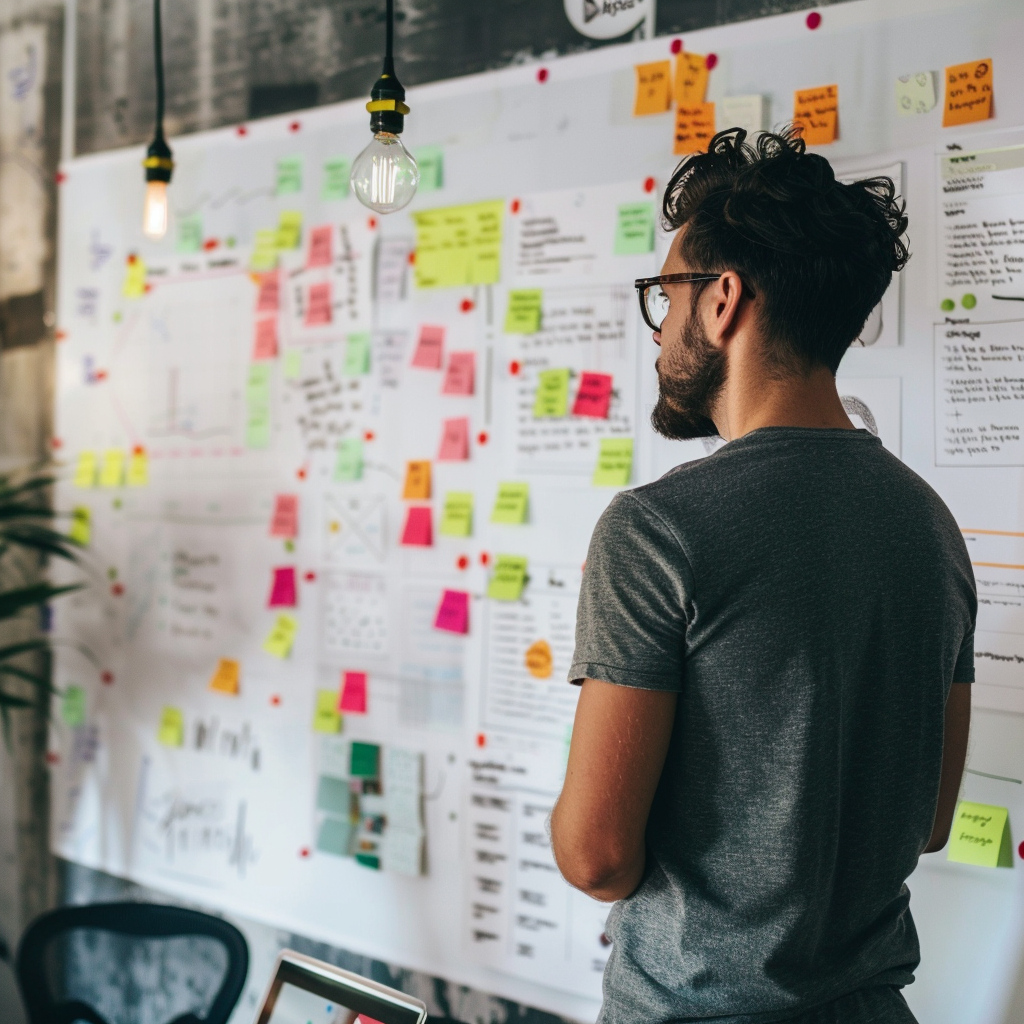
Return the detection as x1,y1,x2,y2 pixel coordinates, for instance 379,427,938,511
351,132,420,214
143,179,169,239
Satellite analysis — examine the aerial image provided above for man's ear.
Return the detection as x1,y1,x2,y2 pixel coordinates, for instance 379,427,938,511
705,271,745,347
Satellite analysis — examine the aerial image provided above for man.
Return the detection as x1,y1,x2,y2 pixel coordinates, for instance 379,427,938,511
550,129,976,1024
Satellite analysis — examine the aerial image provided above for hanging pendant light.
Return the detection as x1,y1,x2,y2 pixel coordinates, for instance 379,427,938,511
142,0,173,239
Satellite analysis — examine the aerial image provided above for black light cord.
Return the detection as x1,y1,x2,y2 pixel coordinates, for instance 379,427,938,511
385,0,394,63
153,0,165,137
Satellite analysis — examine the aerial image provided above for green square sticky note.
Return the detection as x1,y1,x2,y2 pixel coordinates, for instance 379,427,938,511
69,506,91,547
283,349,303,379
177,212,203,253
277,210,303,250
263,613,298,658
316,774,351,814
487,554,528,601
592,438,634,486
245,406,271,449
505,289,543,334
414,146,444,192
276,155,303,195
350,740,381,778
344,332,371,375
439,491,473,537
533,368,570,418
157,706,184,747
322,157,352,201
948,801,1013,867
312,689,342,733
614,202,656,255
61,685,86,727
334,437,364,482
355,852,381,870
491,482,529,524
247,362,272,397
317,816,353,857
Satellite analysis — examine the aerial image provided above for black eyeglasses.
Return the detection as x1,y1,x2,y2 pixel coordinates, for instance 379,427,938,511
634,273,755,333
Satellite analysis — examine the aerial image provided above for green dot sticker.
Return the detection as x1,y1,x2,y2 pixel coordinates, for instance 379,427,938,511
940,298,955,312
225,237,236,248
112,498,122,509
284,538,295,553
107,567,117,580
962,293,977,309
112,311,122,323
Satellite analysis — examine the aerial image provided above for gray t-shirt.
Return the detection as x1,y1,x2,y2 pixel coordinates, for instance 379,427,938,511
569,427,976,1024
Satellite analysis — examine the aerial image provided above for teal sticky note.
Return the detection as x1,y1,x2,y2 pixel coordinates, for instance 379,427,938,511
614,202,656,255
316,817,353,857
176,212,203,253
344,333,371,375
415,146,444,192
61,685,86,727
276,155,303,195
316,775,351,814
322,157,352,201
355,852,381,870
350,741,380,778
334,437,364,481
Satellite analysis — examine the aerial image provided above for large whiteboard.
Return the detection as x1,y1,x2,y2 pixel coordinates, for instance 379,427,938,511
50,1,1024,1021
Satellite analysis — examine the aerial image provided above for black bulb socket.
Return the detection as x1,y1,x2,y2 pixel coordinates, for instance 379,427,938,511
143,132,174,184
367,56,410,136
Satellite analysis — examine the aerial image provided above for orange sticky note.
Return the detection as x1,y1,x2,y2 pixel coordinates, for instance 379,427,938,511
208,658,240,695
943,59,993,127
633,61,672,116
674,102,716,155
674,52,709,106
793,85,838,146
402,460,431,500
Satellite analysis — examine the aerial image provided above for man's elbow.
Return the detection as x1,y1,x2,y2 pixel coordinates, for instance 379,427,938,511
552,839,642,901
923,825,950,855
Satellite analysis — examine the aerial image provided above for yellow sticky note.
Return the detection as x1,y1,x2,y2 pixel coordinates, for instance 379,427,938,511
674,52,709,105
634,60,672,116
208,658,240,695
491,482,529,525
593,438,634,486
122,256,147,298
403,460,432,500
793,85,838,146
250,228,280,271
534,368,571,418
674,102,716,156
277,210,303,250
504,290,543,334
412,200,504,289
487,555,528,601
98,449,125,488
69,506,91,547
73,451,97,488
263,613,298,658
948,800,1012,867
943,59,993,127
312,688,342,733
157,706,184,747
440,491,473,537
126,449,149,487
895,72,936,116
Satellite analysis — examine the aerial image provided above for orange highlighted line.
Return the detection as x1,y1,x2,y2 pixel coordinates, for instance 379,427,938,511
962,529,1024,538
972,561,1024,571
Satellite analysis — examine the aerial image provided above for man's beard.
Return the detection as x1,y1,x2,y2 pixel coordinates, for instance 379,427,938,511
651,308,727,440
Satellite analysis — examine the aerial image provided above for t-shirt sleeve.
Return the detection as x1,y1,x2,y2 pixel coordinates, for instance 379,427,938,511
569,491,692,691
952,628,975,683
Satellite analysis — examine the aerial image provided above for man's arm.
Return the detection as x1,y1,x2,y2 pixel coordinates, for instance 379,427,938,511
551,678,678,902
923,681,972,854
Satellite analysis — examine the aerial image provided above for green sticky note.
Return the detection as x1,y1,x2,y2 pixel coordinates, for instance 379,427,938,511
263,613,298,658
177,212,203,253
69,506,91,547
414,146,444,192
312,688,342,733
491,482,529,524
948,801,1013,867
487,554,528,601
440,491,473,536
505,289,543,334
246,407,271,449
277,210,303,250
533,369,571,418
317,817,353,857
412,200,504,289
61,685,86,727
157,706,184,747
316,774,350,814
246,364,272,449
355,852,381,870
344,332,371,375
247,362,272,398
250,228,280,271
614,202,656,255
334,437,364,482
276,155,303,195
283,349,302,379
322,157,351,201
593,438,634,486
350,740,381,778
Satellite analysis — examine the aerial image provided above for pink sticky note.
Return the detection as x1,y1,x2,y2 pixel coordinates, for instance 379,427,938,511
437,417,470,461
442,351,476,395
339,670,367,713
252,317,278,360
411,325,444,369
572,372,614,418
400,506,433,546
434,589,469,634
307,225,333,268
268,566,297,607
357,1017,386,1024
256,271,280,313
270,494,298,537
305,281,332,326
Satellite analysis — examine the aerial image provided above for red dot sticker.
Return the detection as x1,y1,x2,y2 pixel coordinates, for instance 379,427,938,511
705,53,718,70
806,11,822,29
289,120,301,133
111,583,124,597
363,430,375,442
270,694,282,707
55,329,68,341
368,217,378,230
457,555,469,570
94,370,108,381
643,176,655,193
51,438,63,449
460,298,474,313
101,671,114,685
510,198,521,214
45,751,60,765
509,360,521,375
304,571,316,582
236,125,248,136
480,552,490,566
477,431,489,445
296,467,307,480
202,238,219,251
537,68,548,83
476,733,487,748
408,250,416,264
670,38,682,54
133,444,145,455
299,846,310,858
55,171,67,184
1019,840,1024,859
127,253,138,265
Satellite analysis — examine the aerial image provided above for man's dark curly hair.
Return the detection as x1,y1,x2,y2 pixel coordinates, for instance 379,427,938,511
663,127,910,374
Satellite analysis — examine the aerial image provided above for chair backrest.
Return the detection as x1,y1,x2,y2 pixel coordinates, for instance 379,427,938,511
15,901,248,1024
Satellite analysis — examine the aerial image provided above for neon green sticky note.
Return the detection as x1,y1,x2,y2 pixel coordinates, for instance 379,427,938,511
322,157,352,201
122,257,147,298
246,363,272,449
99,449,125,488
126,450,149,487
505,290,543,334
157,706,184,747
312,688,342,734
283,349,302,379
350,740,380,778
61,685,86,727
487,554,528,601
69,506,91,546
491,482,529,524
533,368,571,418
415,146,444,192
334,437,364,482
412,200,504,289
344,333,371,375
73,451,97,489
592,438,634,486
614,202,656,255
439,491,473,536
948,801,1013,867
276,155,303,195
277,210,303,250
250,228,280,271
263,613,298,658
177,212,203,253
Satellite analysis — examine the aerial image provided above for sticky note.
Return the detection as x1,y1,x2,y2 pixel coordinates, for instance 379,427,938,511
344,332,371,375
246,365,272,449
491,482,529,524
270,494,299,538
277,210,303,250
250,229,279,271
263,613,298,658
614,203,655,255
61,685,86,727
534,368,571,418
400,506,433,547
69,506,91,546
487,555,528,601
246,407,271,449
253,316,278,360
334,437,364,481
339,670,368,713
208,658,240,695
439,491,473,537
177,212,203,253
268,566,298,608
402,460,431,500
674,102,716,155
316,774,351,814
593,437,634,486
438,417,470,461
793,85,839,146
675,52,709,105
434,589,470,634
99,449,125,488
308,224,334,267
943,59,993,127
276,155,303,195
442,351,475,395
525,639,553,679
313,688,342,733
719,94,765,137
322,157,351,201
73,451,97,488
350,740,381,778
504,290,543,334
573,372,613,418
634,60,672,116
122,256,147,298
415,146,444,192
126,449,149,486
157,706,184,747
317,817,353,856
305,281,332,326
895,72,936,116
283,349,302,379
948,800,1012,867
411,200,504,289
412,325,445,368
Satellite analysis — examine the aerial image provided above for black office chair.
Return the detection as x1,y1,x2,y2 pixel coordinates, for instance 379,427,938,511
15,902,248,1024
